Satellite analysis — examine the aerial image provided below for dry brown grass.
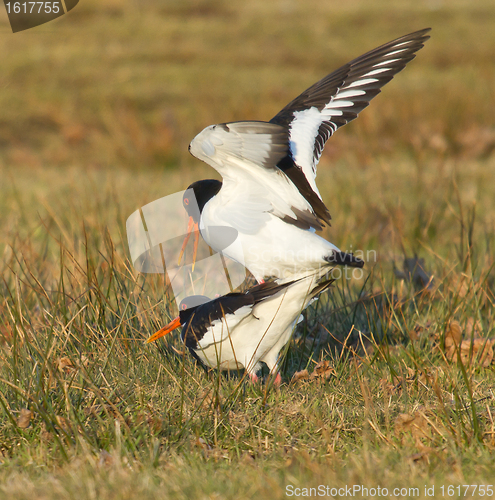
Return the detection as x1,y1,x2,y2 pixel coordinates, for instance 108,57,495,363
1,0,495,498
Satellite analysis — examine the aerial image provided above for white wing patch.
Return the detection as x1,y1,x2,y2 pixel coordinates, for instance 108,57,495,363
271,28,430,198
373,58,400,68
197,305,253,349
361,67,392,78
347,78,379,88
288,108,329,196
333,89,367,99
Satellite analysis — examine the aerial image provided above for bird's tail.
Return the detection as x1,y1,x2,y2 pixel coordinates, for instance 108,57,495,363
309,276,335,298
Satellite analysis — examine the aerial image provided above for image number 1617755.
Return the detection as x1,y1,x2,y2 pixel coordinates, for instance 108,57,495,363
2,0,79,32
5,2,60,14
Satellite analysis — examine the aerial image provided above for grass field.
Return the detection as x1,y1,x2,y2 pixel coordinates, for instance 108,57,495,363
1,0,495,498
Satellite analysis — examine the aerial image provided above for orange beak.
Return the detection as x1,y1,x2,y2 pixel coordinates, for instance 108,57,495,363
177,216,199,271
146,316,182,343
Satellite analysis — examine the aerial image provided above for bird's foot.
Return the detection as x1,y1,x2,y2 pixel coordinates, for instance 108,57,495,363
248,372,259,384
273,373,282,386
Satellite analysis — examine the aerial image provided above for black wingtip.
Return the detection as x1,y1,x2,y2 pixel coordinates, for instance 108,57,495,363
325,251,364,268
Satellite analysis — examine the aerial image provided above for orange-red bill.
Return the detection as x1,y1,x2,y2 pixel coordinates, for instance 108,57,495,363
146,316,182,343
177,216,200,271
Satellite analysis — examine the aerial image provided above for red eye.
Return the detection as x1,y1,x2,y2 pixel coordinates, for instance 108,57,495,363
184,198,189,206
181,304,187,310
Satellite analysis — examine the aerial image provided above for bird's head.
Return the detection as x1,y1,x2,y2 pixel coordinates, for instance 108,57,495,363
178,180,222,270
145,295,210,344
182,179,222,221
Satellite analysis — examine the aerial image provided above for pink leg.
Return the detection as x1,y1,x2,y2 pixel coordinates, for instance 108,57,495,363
273,373,282,386
248,372,259,383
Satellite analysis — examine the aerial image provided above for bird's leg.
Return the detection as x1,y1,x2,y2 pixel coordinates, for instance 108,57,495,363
267,369,282,387
248,372,259,384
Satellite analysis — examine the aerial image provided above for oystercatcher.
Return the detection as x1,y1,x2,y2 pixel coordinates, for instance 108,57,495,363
179,29,430,281
146,272,334,383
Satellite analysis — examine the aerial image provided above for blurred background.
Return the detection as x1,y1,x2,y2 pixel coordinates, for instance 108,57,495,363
0,0,494,279
1,2,495,488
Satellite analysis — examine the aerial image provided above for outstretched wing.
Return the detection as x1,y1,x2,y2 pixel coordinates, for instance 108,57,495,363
188,29,430,230
271,28,431,206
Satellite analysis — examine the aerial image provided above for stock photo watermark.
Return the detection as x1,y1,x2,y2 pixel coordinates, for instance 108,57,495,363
2,0,78,33
126,188,247,311
285,483,494,497
126,189,376,309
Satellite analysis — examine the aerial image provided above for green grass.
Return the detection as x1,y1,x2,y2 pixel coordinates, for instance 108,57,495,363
1,0,495,498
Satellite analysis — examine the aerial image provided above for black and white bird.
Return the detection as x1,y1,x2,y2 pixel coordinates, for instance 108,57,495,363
146,272,334,384
178,29,430,282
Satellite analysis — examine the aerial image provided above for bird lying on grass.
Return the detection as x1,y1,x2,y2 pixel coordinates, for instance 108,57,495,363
147,272,334,384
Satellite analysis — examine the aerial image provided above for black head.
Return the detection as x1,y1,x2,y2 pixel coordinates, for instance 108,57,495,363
183,179,222,221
